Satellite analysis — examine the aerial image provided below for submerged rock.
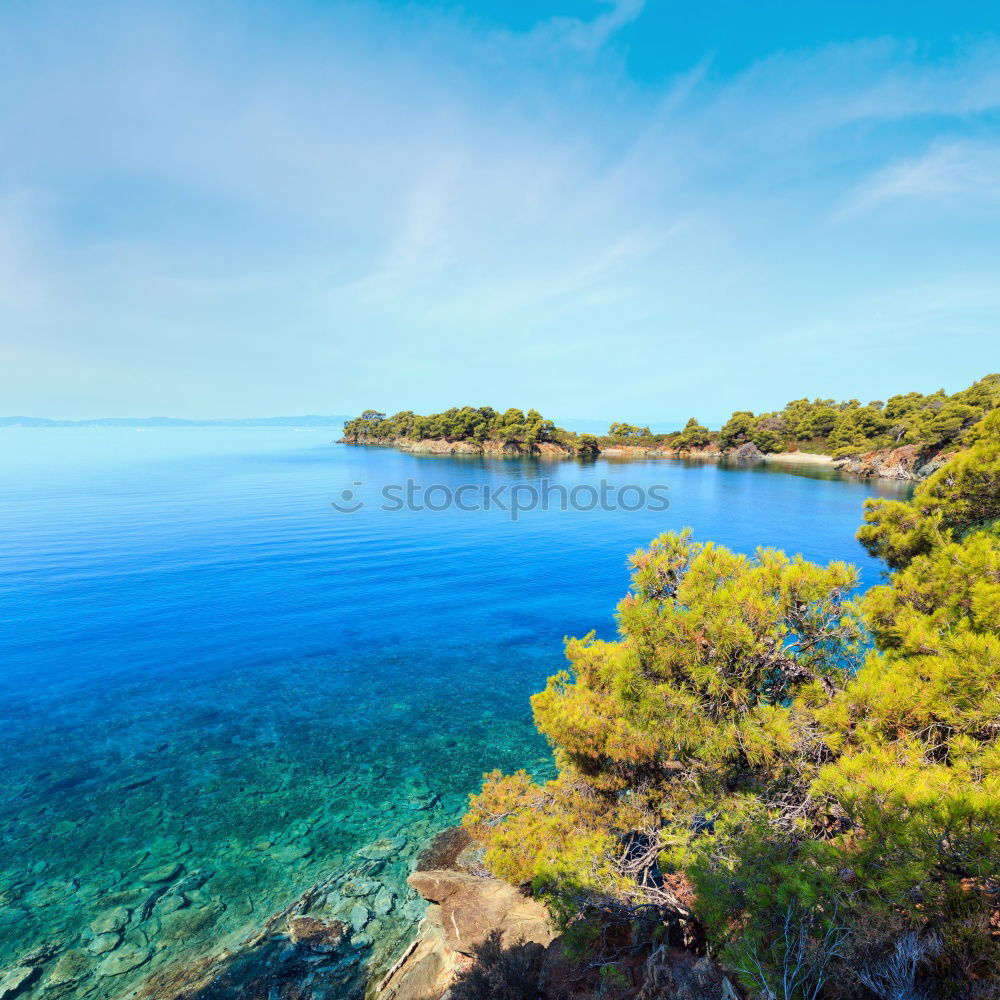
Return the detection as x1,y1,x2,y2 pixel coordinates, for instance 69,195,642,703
88,905,130,935
45,950,90,989
357,837,404,861
373,886,395,916
348,903,370,933
286,916,346,954
158,901,224,943
86,934,121,956
340,878,380,898
96,945,150,978
269,843,312,863
0,965,37,999
139,862,183,884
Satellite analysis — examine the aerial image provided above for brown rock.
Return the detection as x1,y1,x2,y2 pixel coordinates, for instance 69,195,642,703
286,915,346,954
407,870,554,957
414,827,473,873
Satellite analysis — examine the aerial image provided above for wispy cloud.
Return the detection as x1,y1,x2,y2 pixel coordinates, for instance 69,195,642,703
844,140,1000,213
531,0,646,53
0,1,997,419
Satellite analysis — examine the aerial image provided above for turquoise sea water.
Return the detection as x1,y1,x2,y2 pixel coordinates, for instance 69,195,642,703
0,428,909,998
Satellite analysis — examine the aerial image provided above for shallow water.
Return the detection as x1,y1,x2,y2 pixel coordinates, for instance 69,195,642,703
0,428,908,997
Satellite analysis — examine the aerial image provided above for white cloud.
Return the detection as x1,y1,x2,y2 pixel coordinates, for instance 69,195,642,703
0,2,997,417
845,140,1000,212
531,0,646,53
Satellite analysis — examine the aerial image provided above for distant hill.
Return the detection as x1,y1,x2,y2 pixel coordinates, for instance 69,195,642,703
0,415,350,428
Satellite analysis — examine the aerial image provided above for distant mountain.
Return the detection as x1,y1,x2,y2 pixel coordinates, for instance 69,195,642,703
0,415,350,428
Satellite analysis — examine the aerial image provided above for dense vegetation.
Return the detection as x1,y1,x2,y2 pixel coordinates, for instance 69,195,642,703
342,407,572,448
601,373,999,457
716,373,1000,457
344,374,1000,461
464,408,1000,998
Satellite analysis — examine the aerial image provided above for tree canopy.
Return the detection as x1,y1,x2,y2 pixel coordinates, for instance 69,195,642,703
464,417,1000,998
342,406,565,447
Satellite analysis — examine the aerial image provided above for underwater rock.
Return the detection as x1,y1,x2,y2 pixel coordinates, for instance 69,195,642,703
339,878,380,898
95,945,151,978
350,933,372,950
86,934,121,956
121,849,151,872
348,903,370,932
157,892,186,915
100,888,147,908
269,843,312,863
373,887,395,916
89,906,130,936
27,881,76,907
357,837,405,861
139,862,183,884
286,916,346,954
158,901,224,943
0,965,37,999
44,950,90,989
173,870,213,895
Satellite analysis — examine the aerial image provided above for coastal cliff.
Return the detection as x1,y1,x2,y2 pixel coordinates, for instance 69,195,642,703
834,441,952,480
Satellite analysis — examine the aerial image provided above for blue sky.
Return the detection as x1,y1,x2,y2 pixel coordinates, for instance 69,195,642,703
1,0,998,424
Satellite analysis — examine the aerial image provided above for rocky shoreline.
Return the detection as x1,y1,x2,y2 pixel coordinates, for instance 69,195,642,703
339,436,947,482
101,823,740,1000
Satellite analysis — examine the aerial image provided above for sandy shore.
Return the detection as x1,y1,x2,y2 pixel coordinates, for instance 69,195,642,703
763,451,835,466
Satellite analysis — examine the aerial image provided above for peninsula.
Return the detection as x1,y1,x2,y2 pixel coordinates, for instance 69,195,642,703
340,373,1000,481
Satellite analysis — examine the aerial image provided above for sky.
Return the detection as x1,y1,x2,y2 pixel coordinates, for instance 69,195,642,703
0,0,998,425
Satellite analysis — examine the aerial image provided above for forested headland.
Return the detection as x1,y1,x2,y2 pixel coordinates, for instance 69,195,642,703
452,403,1000,999
340,374,1000,474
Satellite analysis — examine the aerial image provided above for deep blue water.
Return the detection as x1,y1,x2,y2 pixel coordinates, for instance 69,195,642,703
0,428,908,997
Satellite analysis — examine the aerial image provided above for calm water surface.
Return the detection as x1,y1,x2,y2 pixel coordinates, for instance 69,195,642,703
0,428,908,997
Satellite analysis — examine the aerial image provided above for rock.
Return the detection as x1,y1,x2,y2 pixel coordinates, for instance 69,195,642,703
89,906,130,935
636,947,732,1000
350,933,372,950
721,976,740,1000
415,827,473,872
123,927,148,950
407,870,554,957
87,934,121,956
339,878,380,898
157,893,186,915
173,870,212,895
377,920,457,1000
286,916,346,954
270,843,312,863
734,441,764,461
373,886,395,916
96,946,150,977
158,901,224,943
357,836,404,861
139,862,183,884
99,889,146,908
0,966,37,999
348,903,370,932
45,950,90,989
